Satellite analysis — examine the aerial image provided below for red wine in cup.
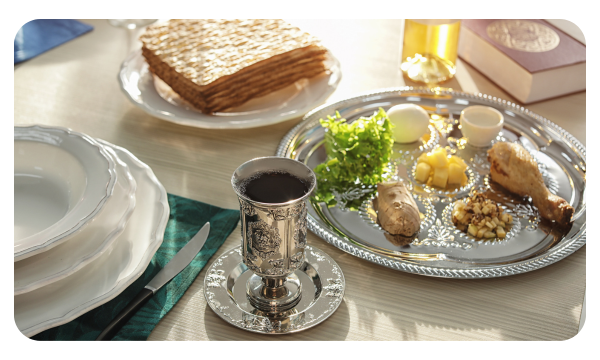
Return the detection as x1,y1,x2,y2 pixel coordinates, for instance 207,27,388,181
241,171,309,204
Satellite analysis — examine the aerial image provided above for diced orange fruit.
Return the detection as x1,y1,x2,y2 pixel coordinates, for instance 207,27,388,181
461,173,468,186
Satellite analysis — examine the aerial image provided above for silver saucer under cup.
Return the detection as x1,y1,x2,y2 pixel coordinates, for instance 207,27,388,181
232,156,317,314
203,245,345,334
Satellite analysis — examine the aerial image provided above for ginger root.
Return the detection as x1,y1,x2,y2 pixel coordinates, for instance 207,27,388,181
376,181,421,238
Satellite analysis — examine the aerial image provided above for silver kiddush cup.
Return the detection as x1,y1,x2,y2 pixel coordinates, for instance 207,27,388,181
232,157,316,313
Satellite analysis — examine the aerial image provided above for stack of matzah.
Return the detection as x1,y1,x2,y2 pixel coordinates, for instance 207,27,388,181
140,19,329,114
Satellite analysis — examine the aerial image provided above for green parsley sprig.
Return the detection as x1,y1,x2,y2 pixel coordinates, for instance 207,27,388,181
313,108,395,209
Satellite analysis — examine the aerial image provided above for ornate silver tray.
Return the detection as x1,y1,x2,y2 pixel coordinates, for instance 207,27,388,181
276,87,586,279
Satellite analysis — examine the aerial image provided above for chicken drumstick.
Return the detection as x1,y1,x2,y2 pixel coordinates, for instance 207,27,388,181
487,142,574,225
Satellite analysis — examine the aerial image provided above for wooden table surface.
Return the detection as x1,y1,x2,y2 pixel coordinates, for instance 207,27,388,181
14,19,586,341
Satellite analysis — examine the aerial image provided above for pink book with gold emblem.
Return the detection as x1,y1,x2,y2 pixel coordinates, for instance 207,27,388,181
458,19,585,104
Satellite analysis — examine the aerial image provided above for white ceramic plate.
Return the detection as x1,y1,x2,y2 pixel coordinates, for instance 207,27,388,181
14,146,137,295
14,140,169,337
14,126,117,261
118,49,342,129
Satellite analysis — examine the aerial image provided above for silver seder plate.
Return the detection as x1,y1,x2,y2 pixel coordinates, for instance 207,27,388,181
204,245,345,334
276,87,586,279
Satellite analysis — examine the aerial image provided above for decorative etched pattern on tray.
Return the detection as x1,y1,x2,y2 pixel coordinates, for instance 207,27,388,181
472,152,491,172
306,213,585,278
395,124,440,165
510,203,541,231
411,218,473,250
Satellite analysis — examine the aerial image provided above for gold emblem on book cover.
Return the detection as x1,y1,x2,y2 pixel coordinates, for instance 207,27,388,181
486,20,560,52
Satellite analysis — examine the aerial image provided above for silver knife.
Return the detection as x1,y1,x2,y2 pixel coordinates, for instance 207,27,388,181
96,222,211,340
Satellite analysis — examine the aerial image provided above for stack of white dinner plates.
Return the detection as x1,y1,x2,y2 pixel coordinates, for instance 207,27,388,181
14,125,170,337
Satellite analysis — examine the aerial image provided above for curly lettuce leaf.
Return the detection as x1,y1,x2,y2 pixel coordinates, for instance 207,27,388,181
313,108,395,209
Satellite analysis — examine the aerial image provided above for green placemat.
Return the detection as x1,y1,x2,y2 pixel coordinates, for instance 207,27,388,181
32,193,240,341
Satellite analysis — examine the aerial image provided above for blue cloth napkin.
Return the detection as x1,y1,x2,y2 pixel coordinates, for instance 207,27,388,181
14,19,93,64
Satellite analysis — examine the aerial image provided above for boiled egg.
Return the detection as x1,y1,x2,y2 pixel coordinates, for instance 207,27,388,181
387,104,430,144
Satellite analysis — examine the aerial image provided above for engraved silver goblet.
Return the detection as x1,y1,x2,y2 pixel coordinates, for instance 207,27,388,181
232,157,316,313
